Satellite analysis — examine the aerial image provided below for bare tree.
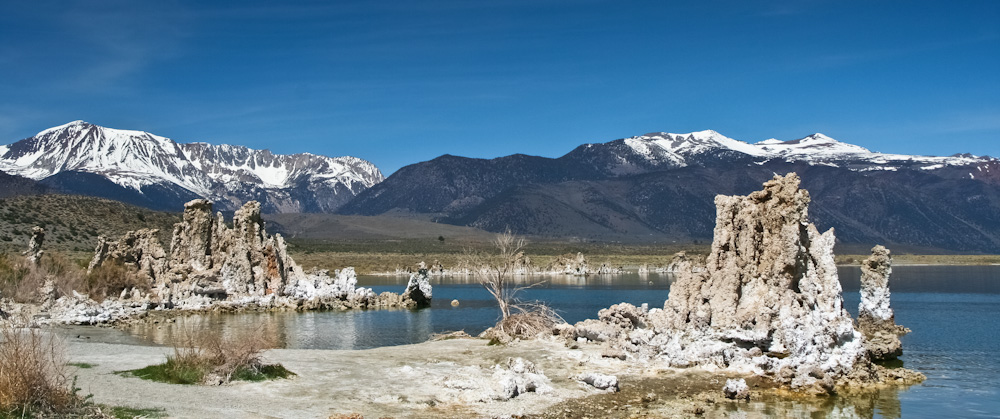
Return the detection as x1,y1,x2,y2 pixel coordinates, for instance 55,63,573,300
467,230,528,319
465,231,564,345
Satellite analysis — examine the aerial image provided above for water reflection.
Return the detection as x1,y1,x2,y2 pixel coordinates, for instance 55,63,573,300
359,272,678,288
125,308,437,350
721,386,907,419
122,267,1000,351
838,265,1000,294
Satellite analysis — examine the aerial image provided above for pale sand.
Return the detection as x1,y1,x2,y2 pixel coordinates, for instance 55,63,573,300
59,331,668,419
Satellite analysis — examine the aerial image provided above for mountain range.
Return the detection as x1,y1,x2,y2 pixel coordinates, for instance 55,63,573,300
339,130,1000,253
2,122,999,252
0,121,383,212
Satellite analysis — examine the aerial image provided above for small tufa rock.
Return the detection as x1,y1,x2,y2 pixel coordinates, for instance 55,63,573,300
401,269,433,308
857,245,909,361
39,278,57,311
546,252,590,275
723,378,750,400
22,226,45,266
575,372,619,392
491,358,552,400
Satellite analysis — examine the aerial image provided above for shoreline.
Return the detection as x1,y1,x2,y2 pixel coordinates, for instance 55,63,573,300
56,329,919,419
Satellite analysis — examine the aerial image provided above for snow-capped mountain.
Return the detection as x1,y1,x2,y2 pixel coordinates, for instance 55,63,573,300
598,130,992,174
0,121,384,212
341,129,1000,252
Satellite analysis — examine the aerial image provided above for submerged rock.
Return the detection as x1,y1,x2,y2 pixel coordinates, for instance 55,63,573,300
857,246,909,361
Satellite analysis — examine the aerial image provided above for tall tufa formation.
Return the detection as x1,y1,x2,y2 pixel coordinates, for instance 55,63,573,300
656,173,863,391
81,199,429,317
857,245,909,361
573,173,915,393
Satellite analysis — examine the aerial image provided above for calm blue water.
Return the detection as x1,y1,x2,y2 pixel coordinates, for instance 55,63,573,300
120,266,1000,418
840,266,1000,418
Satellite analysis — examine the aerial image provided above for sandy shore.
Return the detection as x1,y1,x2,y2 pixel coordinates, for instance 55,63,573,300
53,326,911,419
59,328,678,418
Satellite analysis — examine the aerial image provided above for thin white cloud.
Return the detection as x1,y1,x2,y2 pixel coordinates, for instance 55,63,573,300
810,34,999,69
928,110,1000,134
45,1,192,93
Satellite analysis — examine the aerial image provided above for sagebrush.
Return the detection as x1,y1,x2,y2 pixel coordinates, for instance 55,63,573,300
0,326,74,415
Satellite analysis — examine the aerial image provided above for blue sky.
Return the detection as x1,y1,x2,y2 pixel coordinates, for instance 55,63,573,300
1,0,997,174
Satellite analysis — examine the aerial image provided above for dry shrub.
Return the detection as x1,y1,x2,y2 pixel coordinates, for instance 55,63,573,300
0,253,32,302
84,260,148,301
0,326,74,415
0,252,91,303
170,325,281,383
41,252,87,298
487,304,563,344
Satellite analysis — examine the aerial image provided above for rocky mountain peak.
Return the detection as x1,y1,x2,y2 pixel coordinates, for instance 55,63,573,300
0,121,385,213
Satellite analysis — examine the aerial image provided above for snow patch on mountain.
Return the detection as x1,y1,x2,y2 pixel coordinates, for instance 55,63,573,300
0,121,384,212
617,130,992,171
626,130,769,161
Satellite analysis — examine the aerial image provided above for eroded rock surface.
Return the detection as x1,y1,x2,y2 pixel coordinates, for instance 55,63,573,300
574,173,917,393
51,199,431,324
402,269,433,308
575,372,619,392
546,252,590,275
22,226,45,265
723,378,750,400
857,246,909,361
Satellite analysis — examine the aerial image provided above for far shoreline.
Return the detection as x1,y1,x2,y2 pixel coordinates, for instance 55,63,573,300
288,250,1000,275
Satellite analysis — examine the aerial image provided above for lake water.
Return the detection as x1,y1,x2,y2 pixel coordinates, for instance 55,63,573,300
116,265,1000,418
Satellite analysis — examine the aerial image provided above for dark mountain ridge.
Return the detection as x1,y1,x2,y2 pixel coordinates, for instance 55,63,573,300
340,131,1000,253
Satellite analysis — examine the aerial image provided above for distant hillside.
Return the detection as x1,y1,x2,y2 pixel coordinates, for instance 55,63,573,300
0,171,49,199
264,213,496,242
0,194,180,253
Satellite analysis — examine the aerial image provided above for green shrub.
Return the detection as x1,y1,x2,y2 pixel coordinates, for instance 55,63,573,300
123,326,293,385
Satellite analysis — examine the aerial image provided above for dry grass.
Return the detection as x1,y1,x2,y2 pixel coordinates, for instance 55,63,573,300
287,239,711,275
0,251,151,304
184,326,279,381
0,252,87,304
83,260,148,301
836,253,1000,266
128,325,291,385
0,326,74,416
